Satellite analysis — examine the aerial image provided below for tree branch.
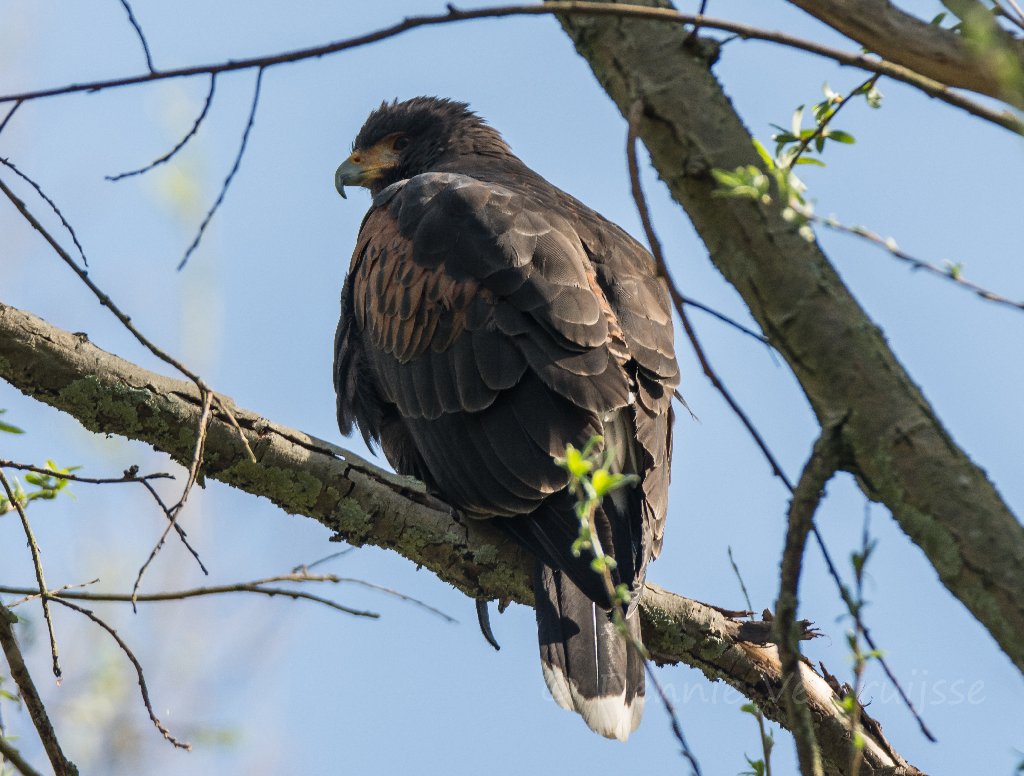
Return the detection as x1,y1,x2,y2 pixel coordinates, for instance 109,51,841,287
0,301,921,775
784,0,1024,110
553,0,1024,676
0,3,1020,134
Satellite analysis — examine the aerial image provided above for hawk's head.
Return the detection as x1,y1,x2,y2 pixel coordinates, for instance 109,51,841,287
335,96,511,198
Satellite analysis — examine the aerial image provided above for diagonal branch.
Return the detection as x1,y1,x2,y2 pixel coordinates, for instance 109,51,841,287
784,0,1024,110
0,301,922,775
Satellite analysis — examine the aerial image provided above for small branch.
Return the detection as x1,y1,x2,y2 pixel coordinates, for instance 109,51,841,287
0,460,172,486
0,735,44,776
0,581,378,620
0,571,459,622
0,4,1020,134
131,390,213,606
0,602,78,775
0,100,21,135
814,213,1024,314
116,0,155,72
0,472,60,679
0,157,90,266
626,100,795,490
177,68,263,271
775,429,844,776
43,597,190,750
106,74,216,181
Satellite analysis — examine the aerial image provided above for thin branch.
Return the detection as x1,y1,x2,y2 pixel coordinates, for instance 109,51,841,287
681,295,771,346
814,213,1024,314
774,430,843,776
291,547,357,573
0,460,172,485
0,157,89,266
0,4,1019,134
0,472,60,680
0,580,379,620
0,734,44,776
138,477,208,575
107,75,216,181
177,68,263,271
43,597,190,750
131,389,213,607
116,0,155,72
626,100,795,491
0,602,78,775
5,579,100,609
0,101,21,135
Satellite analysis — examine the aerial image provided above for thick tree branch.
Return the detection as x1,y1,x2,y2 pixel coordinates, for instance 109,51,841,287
554,0,1024,675
0,301,921,775
785,0,1024,110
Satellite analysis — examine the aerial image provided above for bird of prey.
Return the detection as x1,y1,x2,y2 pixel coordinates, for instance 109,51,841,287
333,97,678,741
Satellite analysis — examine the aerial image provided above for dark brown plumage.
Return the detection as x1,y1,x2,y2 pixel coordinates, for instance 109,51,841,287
334,97,678,740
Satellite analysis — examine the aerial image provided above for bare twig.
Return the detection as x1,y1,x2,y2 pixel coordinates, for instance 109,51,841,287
177,68,263,271
107,75,216,181
291,547,357,573
0,4,1020,134
814,213,1024,314
0,734,44,776
0,157,89,266
0,460,172,486
0,100,21,135
137,477,208,574
0,580,379,620
116,0,155,72
774,429,843,776
131,389,213,607
627,101,794,490
0,602,78,775
43,597,190,750
0,471,60,679
681,295,771,346
6,579,100,608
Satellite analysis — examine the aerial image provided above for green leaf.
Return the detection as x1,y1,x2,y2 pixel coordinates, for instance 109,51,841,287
752,139,775,169
827,130,856,144
0,410,23,435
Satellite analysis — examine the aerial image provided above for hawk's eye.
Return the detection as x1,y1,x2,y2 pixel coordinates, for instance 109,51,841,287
393,135,410,151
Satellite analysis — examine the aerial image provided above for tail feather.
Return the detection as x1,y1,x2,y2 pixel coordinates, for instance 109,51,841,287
534,563,645,741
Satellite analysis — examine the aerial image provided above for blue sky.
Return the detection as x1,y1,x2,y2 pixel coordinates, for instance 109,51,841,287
1,1,1022,774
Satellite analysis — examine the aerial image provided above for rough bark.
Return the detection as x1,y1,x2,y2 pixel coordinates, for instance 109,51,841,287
785,0,1024,110
552,0,1024,673
0,301,922,775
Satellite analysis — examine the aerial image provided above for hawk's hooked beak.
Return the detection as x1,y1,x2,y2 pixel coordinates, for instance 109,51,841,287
334,157,363,199
335,143,400,199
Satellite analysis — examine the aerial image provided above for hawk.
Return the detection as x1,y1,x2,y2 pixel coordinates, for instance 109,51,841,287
334,97,678,741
